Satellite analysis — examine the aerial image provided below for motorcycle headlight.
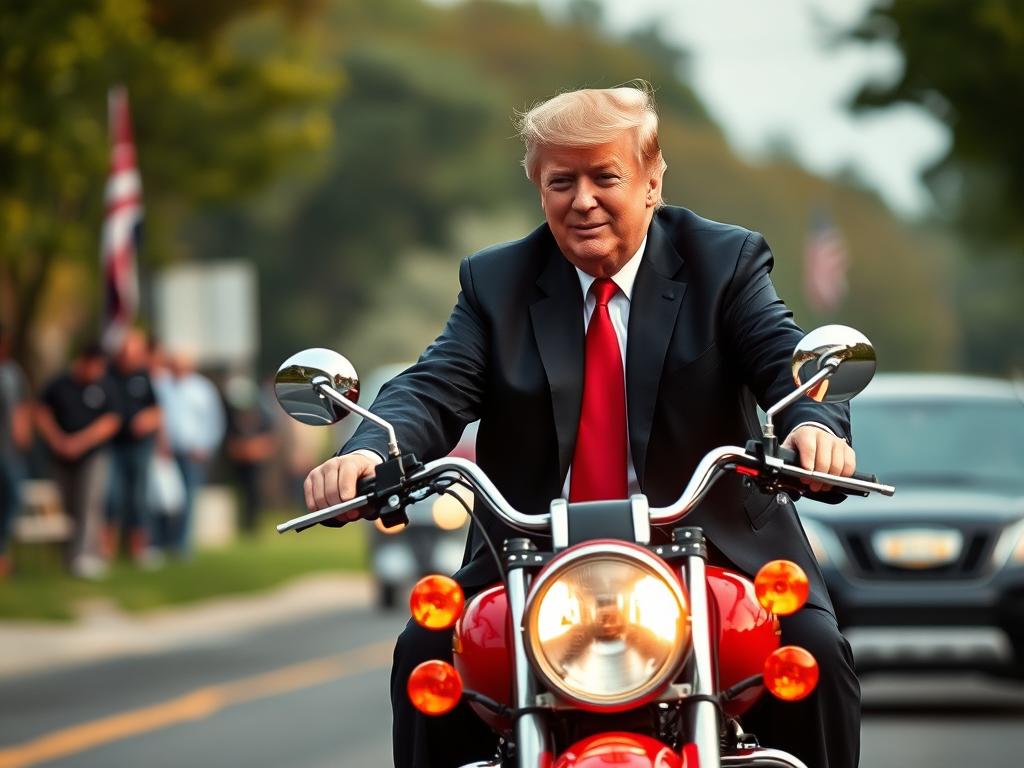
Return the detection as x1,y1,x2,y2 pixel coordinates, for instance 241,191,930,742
523,541,690,711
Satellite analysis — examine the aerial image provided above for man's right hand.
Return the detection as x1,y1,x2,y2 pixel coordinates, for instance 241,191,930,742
303,452,382,523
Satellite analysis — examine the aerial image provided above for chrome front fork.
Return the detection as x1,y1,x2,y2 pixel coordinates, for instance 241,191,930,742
681,545,722,768
506,539,551,768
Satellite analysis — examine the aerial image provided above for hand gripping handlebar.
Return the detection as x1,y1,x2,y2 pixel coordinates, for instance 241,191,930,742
277,448,894,534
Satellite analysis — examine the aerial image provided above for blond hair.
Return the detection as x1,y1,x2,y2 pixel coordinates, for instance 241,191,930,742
516,81,667,200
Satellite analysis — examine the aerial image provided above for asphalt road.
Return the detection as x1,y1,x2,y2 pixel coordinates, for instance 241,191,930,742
0,607,403,768
1,607,1022,768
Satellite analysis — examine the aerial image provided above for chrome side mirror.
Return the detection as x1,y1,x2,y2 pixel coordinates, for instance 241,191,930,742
275,348,360,426
792,325,876,404
274,348,401,457
763,325,876,444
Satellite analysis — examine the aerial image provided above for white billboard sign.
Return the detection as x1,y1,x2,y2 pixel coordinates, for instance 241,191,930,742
153,261,258,367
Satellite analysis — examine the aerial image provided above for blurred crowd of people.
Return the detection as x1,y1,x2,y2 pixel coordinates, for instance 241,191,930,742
0,325,287,581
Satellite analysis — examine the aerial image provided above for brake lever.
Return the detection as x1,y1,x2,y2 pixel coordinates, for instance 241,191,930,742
277,453,425,534
762,456,895,496
277,493,373,533
741,439,894,497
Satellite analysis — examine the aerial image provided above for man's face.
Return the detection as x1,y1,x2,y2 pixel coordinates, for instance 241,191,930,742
74,355,107,382
536,131,662,277
117,330,147,371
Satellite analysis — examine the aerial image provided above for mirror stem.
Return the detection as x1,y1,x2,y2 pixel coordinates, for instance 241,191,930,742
763,359,839,444
314,380,401,458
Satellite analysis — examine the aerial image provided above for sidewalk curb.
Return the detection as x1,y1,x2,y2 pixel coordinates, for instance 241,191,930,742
0,572,372,680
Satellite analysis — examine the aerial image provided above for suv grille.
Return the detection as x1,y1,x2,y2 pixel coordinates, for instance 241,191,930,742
837,523,997,580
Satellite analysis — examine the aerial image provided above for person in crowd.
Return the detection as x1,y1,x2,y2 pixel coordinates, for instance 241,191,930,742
36,342,122,578
0,326,32,579
304,85,860,768
223,374,278,535
156,350,225,555
105,328,162,563
145,338,181,548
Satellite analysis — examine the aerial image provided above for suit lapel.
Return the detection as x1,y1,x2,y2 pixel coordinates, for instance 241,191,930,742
627,218,687,484
530,249,585,485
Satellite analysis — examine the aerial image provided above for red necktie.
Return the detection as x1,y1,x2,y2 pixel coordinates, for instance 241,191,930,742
569,278,628,502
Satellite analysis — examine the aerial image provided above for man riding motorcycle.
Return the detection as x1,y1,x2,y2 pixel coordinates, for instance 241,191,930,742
303,83,861,768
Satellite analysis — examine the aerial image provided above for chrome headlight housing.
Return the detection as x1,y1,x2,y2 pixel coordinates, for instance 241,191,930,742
523,541,690,711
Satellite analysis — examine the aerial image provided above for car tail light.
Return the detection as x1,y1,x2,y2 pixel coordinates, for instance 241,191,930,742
754,559,810,616
764,646,819,701
408,660,463,715
410,574,465,630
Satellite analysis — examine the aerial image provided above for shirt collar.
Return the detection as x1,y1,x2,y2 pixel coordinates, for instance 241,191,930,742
575,235,648,303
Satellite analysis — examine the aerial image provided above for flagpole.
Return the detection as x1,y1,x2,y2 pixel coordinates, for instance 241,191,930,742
100,85,143,353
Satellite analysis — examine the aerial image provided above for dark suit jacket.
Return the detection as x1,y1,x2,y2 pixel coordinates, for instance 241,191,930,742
343,206,849,611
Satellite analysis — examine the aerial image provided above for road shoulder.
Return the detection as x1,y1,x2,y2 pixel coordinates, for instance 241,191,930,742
0,572,372,680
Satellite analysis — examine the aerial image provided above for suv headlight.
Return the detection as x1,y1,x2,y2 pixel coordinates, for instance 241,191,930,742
994,518,1024,567
801,517,845,568
523,541,690,711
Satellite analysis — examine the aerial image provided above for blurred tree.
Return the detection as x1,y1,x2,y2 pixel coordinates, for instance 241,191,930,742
0,0,335,365
170,0,963,377
849,0,1024,371
0,0,969,385
851,0,1024,247
185,0,718,371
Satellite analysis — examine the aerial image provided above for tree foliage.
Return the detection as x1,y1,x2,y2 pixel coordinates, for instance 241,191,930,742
851,0,1024,249
849,0,1024,371
180,0,963,375
0,0,335,361
2,0,972,378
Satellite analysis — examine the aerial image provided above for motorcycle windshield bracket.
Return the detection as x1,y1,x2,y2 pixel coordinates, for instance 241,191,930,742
664,527,708,560
533,683,693,712
505,551,552,571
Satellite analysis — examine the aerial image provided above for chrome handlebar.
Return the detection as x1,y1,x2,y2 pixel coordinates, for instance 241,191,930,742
277,447,895,534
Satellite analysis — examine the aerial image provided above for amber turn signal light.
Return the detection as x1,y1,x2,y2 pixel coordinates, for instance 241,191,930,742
754,559,810,616
763,645,819,701
407,660,463,716
410,574,466,630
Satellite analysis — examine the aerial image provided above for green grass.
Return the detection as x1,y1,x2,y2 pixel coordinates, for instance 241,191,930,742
0,512,368,622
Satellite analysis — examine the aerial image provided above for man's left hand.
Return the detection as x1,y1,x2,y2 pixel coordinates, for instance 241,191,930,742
780,425,856,493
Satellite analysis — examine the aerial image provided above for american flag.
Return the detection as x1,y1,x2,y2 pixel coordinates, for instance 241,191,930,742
803,208,848,314
100,85,143,351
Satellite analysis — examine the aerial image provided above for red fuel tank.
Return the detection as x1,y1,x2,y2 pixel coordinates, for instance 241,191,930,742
706,564,780,717
453,584,514,732
452,565,778,728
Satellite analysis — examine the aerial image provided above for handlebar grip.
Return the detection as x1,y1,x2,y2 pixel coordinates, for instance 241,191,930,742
299,475,378,532
776,446,877,484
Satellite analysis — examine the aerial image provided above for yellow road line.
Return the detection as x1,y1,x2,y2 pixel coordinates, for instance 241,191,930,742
0,639,394,768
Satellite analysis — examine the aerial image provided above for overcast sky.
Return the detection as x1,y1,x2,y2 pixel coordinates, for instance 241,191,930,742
437,0,951,217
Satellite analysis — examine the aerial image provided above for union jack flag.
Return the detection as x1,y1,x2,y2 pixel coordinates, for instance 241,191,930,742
101,85,143,351
803,208,848,314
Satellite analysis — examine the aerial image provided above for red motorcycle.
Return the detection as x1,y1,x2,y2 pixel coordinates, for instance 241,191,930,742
275,325,894,768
